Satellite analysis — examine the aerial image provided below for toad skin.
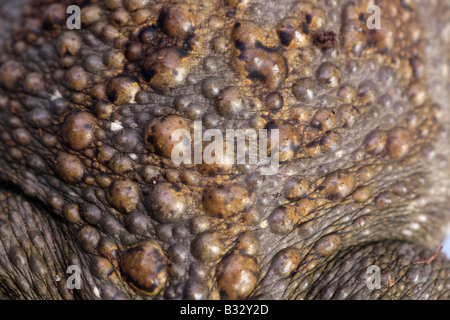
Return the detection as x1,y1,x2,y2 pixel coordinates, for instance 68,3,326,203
0,0,450,299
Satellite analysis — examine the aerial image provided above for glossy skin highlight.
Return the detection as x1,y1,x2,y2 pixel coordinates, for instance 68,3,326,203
0,0,449,300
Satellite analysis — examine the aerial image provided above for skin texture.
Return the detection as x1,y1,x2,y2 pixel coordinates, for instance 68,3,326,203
0,0,449,300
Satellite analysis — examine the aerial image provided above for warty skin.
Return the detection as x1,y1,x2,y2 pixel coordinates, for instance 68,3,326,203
0,0,450,300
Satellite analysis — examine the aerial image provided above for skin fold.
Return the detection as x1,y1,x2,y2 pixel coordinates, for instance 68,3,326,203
0,0,449,300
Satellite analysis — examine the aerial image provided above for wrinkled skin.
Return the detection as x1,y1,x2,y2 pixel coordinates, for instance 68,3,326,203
0,0,450,300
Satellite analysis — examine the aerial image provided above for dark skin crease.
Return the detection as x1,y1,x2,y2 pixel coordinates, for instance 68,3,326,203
0,0,449,300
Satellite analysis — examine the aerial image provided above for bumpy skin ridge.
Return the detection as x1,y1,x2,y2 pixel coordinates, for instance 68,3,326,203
0,0,449,299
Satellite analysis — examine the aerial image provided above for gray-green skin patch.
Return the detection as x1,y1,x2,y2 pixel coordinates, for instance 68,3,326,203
0,0,450,300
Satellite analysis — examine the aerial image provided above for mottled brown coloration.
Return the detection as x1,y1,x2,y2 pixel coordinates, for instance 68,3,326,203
120,240,167,295
0,0,449,300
